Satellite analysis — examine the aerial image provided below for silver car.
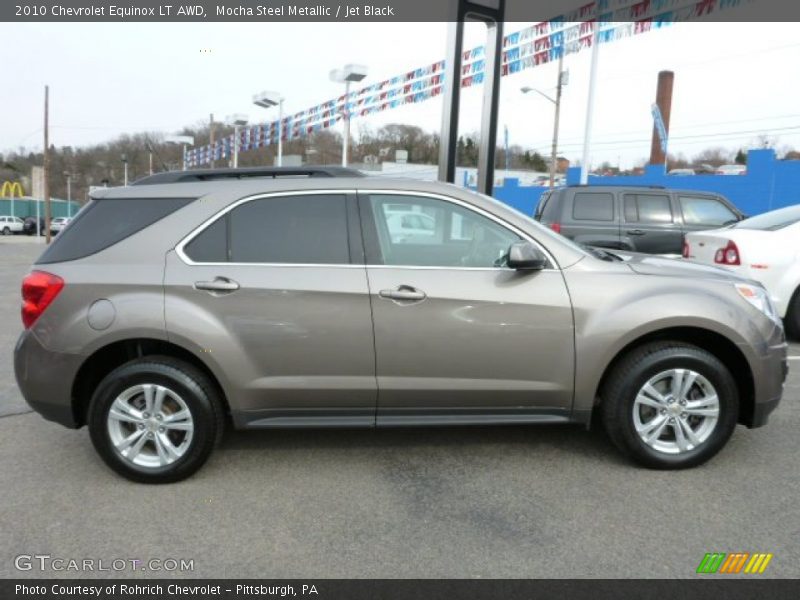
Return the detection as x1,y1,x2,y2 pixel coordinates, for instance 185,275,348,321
14,168,787,482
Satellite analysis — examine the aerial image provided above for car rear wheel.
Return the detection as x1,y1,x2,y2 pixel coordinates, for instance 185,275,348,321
601,342,738,469
2,227,9,235
87,356,224,483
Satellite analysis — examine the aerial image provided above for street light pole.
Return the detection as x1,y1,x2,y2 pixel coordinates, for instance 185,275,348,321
550,54,565,188
253,92,284,166
521,55,567,188
233,125,240,169
330,64,368,168
226,115,248,169
277,98,283,167
342,79,351,167
64,172,72,217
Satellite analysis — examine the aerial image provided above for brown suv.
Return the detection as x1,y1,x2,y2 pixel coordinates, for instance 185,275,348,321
14,168,787,482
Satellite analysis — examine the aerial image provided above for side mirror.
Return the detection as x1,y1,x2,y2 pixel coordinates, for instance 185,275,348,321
507,241,547,271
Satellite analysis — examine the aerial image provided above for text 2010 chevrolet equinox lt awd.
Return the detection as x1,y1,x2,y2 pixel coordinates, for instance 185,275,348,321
14,168,788,482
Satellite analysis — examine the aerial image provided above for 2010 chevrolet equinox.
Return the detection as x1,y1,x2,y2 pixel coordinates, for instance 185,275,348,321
14,168,788,482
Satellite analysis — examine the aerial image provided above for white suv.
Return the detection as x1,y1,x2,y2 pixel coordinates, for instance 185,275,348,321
0,216,24,235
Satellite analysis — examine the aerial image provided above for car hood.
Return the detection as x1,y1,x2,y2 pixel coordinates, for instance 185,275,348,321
614,252,749,283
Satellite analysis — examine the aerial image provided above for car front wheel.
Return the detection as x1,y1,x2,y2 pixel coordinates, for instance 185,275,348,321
601,342,738,469
87,356,224,483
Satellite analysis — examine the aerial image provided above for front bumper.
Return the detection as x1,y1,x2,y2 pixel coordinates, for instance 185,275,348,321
746,335,788,428
14,330,84,429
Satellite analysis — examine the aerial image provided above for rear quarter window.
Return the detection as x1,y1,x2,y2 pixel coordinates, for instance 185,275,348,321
36,197,194,264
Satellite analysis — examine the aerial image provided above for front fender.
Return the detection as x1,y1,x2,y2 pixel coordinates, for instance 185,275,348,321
563,265,769,416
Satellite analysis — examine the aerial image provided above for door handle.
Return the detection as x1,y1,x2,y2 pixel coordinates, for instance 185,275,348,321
379,286,426,302
627,229,645,236
194,277,240,293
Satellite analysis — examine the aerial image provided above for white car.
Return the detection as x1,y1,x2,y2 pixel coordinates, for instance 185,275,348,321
0,215,25,235
684,204,800,335
386,212,436,244
50,217,72,234
715,164,747,176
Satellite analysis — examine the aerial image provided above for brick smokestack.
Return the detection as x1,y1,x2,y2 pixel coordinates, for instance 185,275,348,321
650,70,674,167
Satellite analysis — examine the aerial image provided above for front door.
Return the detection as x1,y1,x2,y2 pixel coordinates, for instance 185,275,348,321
164,191,376,427
359,191,575,425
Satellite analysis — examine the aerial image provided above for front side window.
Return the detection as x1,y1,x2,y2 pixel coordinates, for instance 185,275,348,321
572,193,614,221
680,196,738,227
366,194,521,268
184,194,350,264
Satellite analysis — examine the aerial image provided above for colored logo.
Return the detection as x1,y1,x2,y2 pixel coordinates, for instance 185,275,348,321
697,553,773,574
1,181,24,198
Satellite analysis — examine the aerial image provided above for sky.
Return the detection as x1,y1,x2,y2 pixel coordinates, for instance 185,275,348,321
2,21,800,170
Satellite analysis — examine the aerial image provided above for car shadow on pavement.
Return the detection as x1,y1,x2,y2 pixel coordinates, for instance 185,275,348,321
216,423,628,467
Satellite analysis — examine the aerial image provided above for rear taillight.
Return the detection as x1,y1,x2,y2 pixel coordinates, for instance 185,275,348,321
714,240,741,266
22,271,64,329
549,222,562,234
682,240,690,259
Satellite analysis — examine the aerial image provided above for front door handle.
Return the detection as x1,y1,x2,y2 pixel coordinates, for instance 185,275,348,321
379,286,426,302
627,229,645,236
194,277,240,293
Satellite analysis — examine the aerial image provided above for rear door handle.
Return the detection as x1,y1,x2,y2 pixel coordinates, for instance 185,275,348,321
627,229,645,236
379,286,426,302
194,277,240,293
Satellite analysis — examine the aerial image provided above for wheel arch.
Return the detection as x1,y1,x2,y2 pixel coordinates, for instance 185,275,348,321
71,338,231,428
591,326,756,427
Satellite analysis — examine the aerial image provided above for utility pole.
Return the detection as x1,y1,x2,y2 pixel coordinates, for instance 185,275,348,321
209,113,216,168
549,53,565,188
43,85,52,244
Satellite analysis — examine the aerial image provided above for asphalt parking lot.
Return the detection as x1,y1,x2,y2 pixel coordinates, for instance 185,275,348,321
0,238,798,579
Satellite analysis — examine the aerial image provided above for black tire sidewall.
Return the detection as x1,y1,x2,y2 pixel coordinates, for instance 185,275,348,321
608,347,739,469
88,360,219,483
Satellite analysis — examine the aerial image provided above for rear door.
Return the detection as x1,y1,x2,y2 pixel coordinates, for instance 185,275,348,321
621,192,681,254
359,190,575,424
164,191,377,427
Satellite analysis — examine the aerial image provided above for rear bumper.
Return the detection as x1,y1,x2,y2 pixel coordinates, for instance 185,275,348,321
14,330,84,429
745,334,788,428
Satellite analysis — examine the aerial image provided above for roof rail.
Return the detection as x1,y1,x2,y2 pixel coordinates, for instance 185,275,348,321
566,183,667,189
131,166,365,186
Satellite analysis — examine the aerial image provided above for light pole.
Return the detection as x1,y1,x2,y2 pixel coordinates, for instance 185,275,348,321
330,64,368,167
521,56,567,188
121,154,128,186
226,115,249,168
165,135,195,171
63,171,72,217
253,91,284,166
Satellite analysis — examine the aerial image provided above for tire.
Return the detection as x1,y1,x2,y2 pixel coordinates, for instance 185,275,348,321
783,287,800,340
601,342,739,470
87,356,224,483
2,227,9,235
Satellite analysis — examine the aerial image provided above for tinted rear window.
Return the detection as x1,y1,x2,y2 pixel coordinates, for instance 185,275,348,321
37,197,194,264
572,192,614,221
624,194,672,224
184,194,350,264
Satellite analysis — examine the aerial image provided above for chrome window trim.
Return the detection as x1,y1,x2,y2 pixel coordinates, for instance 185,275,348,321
175,188,558,271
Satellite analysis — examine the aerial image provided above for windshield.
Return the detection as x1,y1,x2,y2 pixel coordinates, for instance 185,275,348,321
735,205,800,231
